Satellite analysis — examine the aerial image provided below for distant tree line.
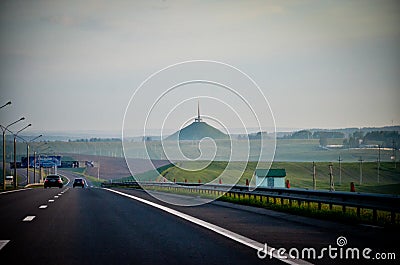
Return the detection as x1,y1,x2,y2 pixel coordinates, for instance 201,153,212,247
343,131,399,148
282,130,345,140
236,131,269,140
248,131,268,140
68,138,121,142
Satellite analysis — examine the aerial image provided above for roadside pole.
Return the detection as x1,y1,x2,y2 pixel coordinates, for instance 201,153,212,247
312,161,316,190
338,156,342,186
359,157,364,185
329,163,334,191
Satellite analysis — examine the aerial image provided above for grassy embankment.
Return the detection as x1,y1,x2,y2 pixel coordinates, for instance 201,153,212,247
154,161,400,194
128,160,400,226
218,193,399,227
58,167,106,187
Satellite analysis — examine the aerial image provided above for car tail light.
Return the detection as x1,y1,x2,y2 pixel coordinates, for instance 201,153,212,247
58,179,62,183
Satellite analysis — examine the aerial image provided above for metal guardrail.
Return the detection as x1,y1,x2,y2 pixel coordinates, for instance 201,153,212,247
102,180,400,224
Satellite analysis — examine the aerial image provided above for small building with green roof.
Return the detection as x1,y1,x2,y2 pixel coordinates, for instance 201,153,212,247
254,168,286,188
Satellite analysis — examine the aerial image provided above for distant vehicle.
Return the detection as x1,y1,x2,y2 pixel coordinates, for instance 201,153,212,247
73,178,85,188
44,175,63,189
5,176,14,185
85,161,94,167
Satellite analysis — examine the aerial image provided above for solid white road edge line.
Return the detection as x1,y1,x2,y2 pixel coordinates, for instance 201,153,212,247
104,188,312,265
0,240,10,251
0,188,32,195
22,216,35,222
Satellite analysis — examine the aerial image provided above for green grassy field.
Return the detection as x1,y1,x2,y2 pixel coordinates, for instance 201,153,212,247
155,161,400,194
4,139,398,194
9,138,396,162
59,167,106,187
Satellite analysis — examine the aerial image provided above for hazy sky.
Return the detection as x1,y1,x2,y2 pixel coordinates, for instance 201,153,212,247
1,0,399,136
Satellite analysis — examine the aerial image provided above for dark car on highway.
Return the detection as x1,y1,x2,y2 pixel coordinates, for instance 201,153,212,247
73,178,85,188
44,174,63,189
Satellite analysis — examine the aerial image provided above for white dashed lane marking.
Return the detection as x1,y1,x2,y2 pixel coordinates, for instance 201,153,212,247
39,205,48,209
0,240,10,251
22,216,36,222
48,200,55,203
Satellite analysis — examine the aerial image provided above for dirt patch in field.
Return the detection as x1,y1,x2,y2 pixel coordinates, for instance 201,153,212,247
66,154,170,180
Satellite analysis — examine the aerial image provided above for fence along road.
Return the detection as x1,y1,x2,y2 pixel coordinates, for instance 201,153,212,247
102,181,400,224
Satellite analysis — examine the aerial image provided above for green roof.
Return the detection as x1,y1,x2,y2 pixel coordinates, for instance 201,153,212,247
255,169,286,177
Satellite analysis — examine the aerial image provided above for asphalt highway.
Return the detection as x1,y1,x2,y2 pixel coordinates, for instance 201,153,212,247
0,173,398,265
0,180,277,265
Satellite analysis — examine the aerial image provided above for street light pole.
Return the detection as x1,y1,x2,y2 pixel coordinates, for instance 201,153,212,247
26,144,29,185
0,101,11,109
378,145,381,184
33,142,47,183
27,135,43,184
338,156,343,186
13,123,31,189
2,117,25,190
37,146,50,183
33,151,37,183
2,129,5,190
392,139,397,169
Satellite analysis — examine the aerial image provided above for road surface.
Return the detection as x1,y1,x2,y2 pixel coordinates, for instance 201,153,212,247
0,171,398,264
0,180,275,264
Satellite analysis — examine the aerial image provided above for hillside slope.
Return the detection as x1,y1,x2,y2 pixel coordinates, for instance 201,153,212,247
166,122,228,141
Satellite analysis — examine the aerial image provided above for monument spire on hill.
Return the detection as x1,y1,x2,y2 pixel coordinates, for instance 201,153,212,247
194,100,202,122
166,100,228,140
